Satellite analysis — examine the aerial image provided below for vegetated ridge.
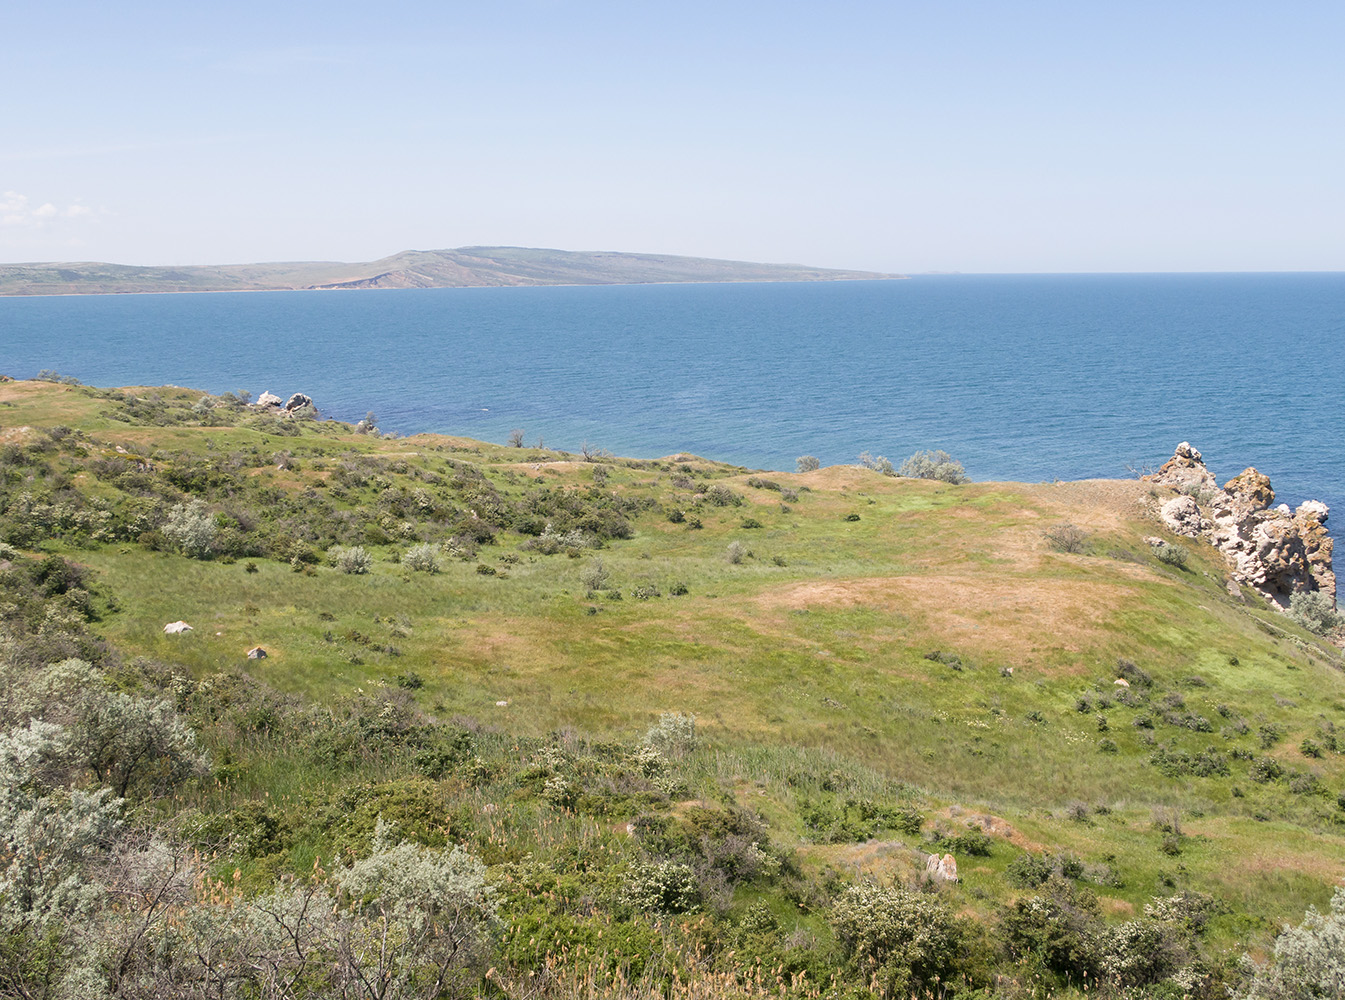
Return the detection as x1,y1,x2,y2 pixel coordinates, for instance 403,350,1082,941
0,246,901,296
0,374,1342,999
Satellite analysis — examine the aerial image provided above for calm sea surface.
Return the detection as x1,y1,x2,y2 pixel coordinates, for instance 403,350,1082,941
1,274,1341,526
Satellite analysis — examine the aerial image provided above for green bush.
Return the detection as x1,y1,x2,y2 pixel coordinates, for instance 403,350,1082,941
644,712,698,758
703,484,743,507
858,451,894,475
830,882,962,994
1003,876,1103,983
1153,541,1189,567
622,859,699,913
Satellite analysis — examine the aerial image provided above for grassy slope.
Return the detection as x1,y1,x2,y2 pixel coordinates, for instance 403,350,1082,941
2,378,1343,971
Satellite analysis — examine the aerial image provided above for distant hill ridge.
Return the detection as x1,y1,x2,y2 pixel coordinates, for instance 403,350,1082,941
0,246,900,296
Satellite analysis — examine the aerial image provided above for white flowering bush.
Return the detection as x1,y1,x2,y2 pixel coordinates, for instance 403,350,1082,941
623,860,699,913
829,882,962,994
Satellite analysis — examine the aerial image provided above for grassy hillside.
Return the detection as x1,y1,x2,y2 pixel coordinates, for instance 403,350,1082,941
0,377,1341,999
0,247,899,296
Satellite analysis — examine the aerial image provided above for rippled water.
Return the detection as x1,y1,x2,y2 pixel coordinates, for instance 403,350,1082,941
2,273,1341,522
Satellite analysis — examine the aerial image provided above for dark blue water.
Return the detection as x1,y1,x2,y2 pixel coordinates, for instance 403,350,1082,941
1,274,1341,524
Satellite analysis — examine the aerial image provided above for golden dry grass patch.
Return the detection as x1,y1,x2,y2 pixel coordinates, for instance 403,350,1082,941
751,574,1128,659
1014,479,1160,533
806,839,925,882
936,809,1046,852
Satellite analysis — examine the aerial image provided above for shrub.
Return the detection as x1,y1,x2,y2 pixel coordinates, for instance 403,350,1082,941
623,860,699,913
1288,591,1342,635
522,522,591,555
796,455,820,473
644,712,698,758
703,484,743,507
1003,877,1103,982
937,825,994,856
1249,757,1284,783
402,542,441,574
898,449,969,484
740,517,763,529
858,451,894,475
830,883,962,994
162,499,216,558
1116,658,1153,687
1006,852,1053,888
725,541,747,564
1239,887,1345,999
332,545,372,575
1044,523,1089,553
579,557,611,591
1153,541,1189,567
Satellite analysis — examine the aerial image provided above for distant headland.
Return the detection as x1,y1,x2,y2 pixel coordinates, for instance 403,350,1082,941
0,246,903,297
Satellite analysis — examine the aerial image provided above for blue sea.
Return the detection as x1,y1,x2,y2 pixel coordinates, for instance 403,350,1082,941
1,274,1341,528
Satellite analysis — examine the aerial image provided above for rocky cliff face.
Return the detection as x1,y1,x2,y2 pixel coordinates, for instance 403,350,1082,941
1146,443,1335,604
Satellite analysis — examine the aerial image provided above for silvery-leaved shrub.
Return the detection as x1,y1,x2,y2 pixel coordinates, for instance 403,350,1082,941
162,499,216,558
898,449,970,484
1288,591,1341,635
796,455,821,472
644,712,698,759
332,545,372,574
1237,887,1345,1000
858,451,895,475
579,556,611,591
403,542,441,574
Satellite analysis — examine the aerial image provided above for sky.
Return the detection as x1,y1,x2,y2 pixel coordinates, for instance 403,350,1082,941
3,1,1342,273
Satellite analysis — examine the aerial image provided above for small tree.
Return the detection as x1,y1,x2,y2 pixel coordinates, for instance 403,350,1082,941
507,429,525,448
796,455,821,473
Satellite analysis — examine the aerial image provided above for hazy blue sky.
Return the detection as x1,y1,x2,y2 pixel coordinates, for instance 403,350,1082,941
3,1,1341,272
